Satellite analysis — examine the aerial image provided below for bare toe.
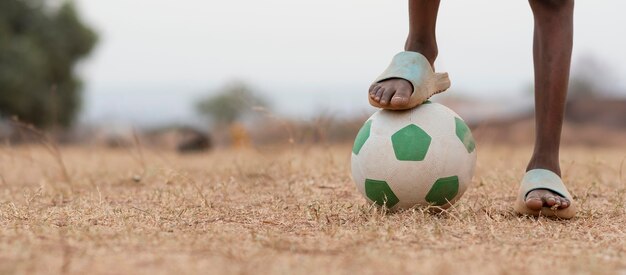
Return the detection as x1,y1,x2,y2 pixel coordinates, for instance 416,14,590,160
369,85,378,97
368,79,413,108
389,82,413,107
559,198,570,209
375,88,384,102
544,195,557,207
554,197,563,209
380,89,395,105
525,194,544,211
526,189,571,210
370,86,380,99
390,94,409,107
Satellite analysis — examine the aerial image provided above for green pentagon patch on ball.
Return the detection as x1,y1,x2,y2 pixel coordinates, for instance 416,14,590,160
364,179,399,208
391,124,431,161
425,176,460,206
352,120,371,155
455,117,475,153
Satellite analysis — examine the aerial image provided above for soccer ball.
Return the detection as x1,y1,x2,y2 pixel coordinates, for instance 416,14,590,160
351,101,477,210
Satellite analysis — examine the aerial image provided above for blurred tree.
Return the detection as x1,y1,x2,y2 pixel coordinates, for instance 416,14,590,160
0,0,97,128
196,81,269,126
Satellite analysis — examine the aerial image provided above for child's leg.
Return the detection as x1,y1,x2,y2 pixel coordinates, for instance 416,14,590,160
369,0,440,107
525,0,574,210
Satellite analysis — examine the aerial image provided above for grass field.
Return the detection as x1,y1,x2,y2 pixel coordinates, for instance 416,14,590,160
0,143,625,274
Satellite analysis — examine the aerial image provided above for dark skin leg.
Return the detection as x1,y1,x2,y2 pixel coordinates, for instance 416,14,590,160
369,0,440,107
372,0,574,210
525,0,574,211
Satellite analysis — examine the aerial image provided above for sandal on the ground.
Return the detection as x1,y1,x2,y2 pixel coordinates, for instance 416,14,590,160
370,51,450,110
514,169,577,219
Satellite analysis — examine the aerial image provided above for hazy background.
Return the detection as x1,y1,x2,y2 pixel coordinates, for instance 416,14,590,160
75,0,626,126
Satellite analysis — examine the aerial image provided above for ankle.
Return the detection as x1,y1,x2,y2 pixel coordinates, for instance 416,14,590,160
527,154,561,176
405,39,438,66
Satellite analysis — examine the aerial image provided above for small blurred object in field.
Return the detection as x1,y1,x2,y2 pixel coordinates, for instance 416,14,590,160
176,127,212,153
144,126,212,153
230,123,250,149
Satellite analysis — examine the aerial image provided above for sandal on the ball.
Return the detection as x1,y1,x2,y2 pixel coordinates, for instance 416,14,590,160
514,169,577,219
370,51,450,110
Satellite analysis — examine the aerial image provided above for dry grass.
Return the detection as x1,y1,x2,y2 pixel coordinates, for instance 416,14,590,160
0,143,625,275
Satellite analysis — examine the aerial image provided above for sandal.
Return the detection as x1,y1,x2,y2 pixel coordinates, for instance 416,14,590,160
514,169,577,219
370,51,450,110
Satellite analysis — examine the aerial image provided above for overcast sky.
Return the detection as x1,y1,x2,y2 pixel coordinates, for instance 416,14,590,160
74,0,626,125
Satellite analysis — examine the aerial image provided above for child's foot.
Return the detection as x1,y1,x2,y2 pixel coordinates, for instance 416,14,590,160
369,48,442,110
525,189,570,210
524,164,571,210
368,79,414,108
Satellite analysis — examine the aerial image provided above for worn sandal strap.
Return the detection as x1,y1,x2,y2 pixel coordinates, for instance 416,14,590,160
520,169,572,200
514,169,577,219
373,51,431,95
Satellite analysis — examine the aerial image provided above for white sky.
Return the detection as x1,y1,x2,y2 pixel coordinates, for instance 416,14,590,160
74,0,626,125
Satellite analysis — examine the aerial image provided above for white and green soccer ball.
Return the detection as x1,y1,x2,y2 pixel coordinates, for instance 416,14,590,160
351,101,477,210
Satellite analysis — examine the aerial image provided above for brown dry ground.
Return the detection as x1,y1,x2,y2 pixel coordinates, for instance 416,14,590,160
0,143,625,275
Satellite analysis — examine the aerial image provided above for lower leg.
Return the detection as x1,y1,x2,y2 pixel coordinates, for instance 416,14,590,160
369,0,440,106
527,0,574,174
405,0,440,67
525,0,574,210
